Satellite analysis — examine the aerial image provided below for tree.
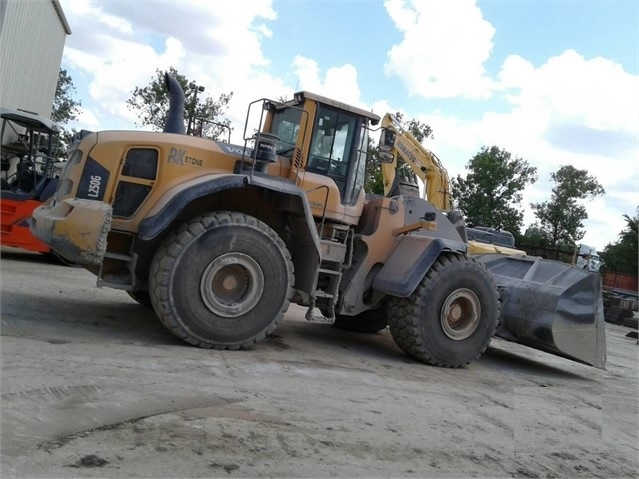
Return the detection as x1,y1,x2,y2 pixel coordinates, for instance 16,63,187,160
51,68,82,157
365,140,383,194
521,223,551,247
600,210,638,275
365,112,434,195
126,67,232,139
530,165,605,246
392,112,433,143
51,68,81,124
451,146,538,234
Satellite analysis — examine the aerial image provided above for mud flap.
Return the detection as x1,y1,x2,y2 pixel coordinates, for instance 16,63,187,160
474,254,606,369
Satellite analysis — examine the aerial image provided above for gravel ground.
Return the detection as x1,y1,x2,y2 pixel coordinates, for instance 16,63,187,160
1,247,637,478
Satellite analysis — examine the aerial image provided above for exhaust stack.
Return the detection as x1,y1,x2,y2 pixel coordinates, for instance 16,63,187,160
163,73,185,134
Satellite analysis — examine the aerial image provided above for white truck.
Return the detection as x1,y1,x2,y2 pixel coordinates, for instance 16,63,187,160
575,244,601,272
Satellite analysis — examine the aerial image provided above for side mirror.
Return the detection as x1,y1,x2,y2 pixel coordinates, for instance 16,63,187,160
379,151,394,164
379,128,396,152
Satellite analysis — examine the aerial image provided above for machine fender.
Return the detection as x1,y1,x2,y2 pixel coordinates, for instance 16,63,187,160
247,173,322,255
138,173,321,297
138,175,247,240
372,236,467,297
138,174,320,252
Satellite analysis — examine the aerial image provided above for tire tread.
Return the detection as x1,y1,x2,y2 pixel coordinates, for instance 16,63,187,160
387,254,499,368
149,212,294,350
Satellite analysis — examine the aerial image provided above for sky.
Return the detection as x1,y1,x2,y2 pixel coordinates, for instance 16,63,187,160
56,0,639,251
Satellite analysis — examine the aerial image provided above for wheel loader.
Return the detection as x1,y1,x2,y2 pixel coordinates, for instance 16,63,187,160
31,73,606,368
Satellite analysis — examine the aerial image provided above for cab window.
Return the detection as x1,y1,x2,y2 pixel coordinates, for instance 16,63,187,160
270,107,301,150
307,105,360,204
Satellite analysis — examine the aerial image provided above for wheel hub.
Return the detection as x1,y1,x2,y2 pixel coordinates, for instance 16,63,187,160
200,253,264,318
440,288,481,340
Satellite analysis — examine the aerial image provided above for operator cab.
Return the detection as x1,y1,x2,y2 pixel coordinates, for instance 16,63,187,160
266,92,380,206
0,108,61,197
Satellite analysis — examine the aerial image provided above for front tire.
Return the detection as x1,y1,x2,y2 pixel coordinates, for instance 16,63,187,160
387,254,499,367
149,212,294,349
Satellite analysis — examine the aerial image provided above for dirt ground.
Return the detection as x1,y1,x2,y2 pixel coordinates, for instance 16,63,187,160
1,246,638,478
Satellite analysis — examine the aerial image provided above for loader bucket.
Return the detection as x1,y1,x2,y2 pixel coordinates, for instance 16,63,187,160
474,254,606,369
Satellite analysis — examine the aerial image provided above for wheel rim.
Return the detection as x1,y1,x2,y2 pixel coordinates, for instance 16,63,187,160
440,288,481,340
200,253,264,318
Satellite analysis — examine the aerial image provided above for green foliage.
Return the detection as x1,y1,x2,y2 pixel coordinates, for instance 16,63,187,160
518,224,576,261
51,69,82,157
392,112,434,142
365,141,384,194
451,146,538,234
51,68,81,125
126,67,233,139
521,223,551,247
530,165,605,246
600,210,638,275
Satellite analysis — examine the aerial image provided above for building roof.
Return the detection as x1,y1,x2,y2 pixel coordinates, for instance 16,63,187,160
51,0,71,35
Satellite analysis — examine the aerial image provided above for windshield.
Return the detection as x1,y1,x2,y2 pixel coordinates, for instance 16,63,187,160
270,107,302,151
307,105,366,205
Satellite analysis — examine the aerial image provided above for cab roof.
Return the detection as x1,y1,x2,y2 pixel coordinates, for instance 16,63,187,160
292,91,380,126
0,108,59,133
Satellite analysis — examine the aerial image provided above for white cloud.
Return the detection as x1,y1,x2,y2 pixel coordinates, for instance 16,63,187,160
486,51,639,188
58,0,278,132
97,11,133,34
74,108,99,129
292,56,362,107
497,50,639,137
423,48,639,250
62,35,187,126
383,0,495,99
381,2,639,244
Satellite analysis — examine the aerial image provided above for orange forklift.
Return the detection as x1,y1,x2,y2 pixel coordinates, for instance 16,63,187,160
1,108,63,255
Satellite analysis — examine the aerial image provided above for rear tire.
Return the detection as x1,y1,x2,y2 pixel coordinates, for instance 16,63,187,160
334,308,388,334
387,254,498,367
149,212,294,349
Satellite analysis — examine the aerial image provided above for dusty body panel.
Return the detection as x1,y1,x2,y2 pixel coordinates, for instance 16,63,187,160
338,196,467,315
31,198,112,264
371,198,467,297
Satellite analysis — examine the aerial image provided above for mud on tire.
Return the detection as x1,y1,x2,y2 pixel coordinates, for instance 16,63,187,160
149,212,294,349
387,253,499,367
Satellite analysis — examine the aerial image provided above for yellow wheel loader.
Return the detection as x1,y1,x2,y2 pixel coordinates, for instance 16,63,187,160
31,74,605,368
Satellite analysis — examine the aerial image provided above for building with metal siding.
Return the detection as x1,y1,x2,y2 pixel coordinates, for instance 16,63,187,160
0,0,71,118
